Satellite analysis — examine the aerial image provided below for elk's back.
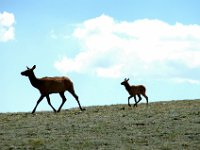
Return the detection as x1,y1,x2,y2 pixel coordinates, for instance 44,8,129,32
38,76,73,94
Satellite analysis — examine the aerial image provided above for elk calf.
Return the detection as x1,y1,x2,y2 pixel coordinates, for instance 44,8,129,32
121,78,148,107
21,65,85,113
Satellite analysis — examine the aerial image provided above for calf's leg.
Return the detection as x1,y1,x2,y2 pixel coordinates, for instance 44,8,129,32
133,95,138,107
142,93,148,105
135,94,142,105
128,96,133,107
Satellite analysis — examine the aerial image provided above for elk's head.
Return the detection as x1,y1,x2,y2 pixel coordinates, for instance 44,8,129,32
21,65,36,77
121,78,129,85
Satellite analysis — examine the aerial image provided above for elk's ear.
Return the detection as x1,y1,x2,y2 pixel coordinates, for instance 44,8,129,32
26,66,30,70
124,78,127,81
32,65,36,70
127,78,129,81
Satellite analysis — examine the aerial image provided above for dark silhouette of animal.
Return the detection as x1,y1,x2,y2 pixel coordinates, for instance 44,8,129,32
21,65,85,113
121,78,148,107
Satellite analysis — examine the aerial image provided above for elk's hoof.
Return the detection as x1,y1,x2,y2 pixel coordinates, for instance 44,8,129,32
81,108,86,111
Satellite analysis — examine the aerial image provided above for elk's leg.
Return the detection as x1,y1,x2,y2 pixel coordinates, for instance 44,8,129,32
57,92,67,112
32,95,44,114
46,95,56,112
69,89,85,111
128,96,133,107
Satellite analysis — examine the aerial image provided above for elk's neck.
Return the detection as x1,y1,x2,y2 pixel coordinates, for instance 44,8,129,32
124,83,131,91
28,73,40,88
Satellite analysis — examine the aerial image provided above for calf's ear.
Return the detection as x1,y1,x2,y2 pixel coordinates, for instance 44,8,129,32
32,65,36,70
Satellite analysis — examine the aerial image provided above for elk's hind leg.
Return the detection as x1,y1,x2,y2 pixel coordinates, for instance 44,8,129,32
57,92,67,112
69,88,85,111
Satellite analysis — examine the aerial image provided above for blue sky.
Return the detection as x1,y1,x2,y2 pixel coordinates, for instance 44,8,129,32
1,0,200,112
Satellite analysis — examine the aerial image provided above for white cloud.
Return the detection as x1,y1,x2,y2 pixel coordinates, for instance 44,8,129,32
96,65,124,78
54,14,200,81
54,51,96,73
0,11,15,42
50,29,58,39
171,77,200,85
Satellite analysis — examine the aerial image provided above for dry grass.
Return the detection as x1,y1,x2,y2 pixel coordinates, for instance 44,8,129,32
0,100,200,149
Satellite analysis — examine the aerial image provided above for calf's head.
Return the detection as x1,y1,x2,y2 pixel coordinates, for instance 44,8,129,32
121,78,129,85
21,65,36,77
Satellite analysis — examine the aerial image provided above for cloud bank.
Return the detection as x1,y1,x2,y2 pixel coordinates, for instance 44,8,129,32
54,15,200,83
0,11,15,42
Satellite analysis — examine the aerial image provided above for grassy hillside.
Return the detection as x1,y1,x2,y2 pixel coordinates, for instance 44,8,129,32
0,100,200,150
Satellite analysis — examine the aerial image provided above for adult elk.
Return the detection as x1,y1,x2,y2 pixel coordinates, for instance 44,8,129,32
121,78,148,107
21,65,85,113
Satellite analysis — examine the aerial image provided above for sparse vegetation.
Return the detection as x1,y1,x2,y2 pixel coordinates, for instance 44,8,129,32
0,100,199,149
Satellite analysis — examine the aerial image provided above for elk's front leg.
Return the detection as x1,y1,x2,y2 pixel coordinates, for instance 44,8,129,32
32,95,44,114
46,95,56,112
